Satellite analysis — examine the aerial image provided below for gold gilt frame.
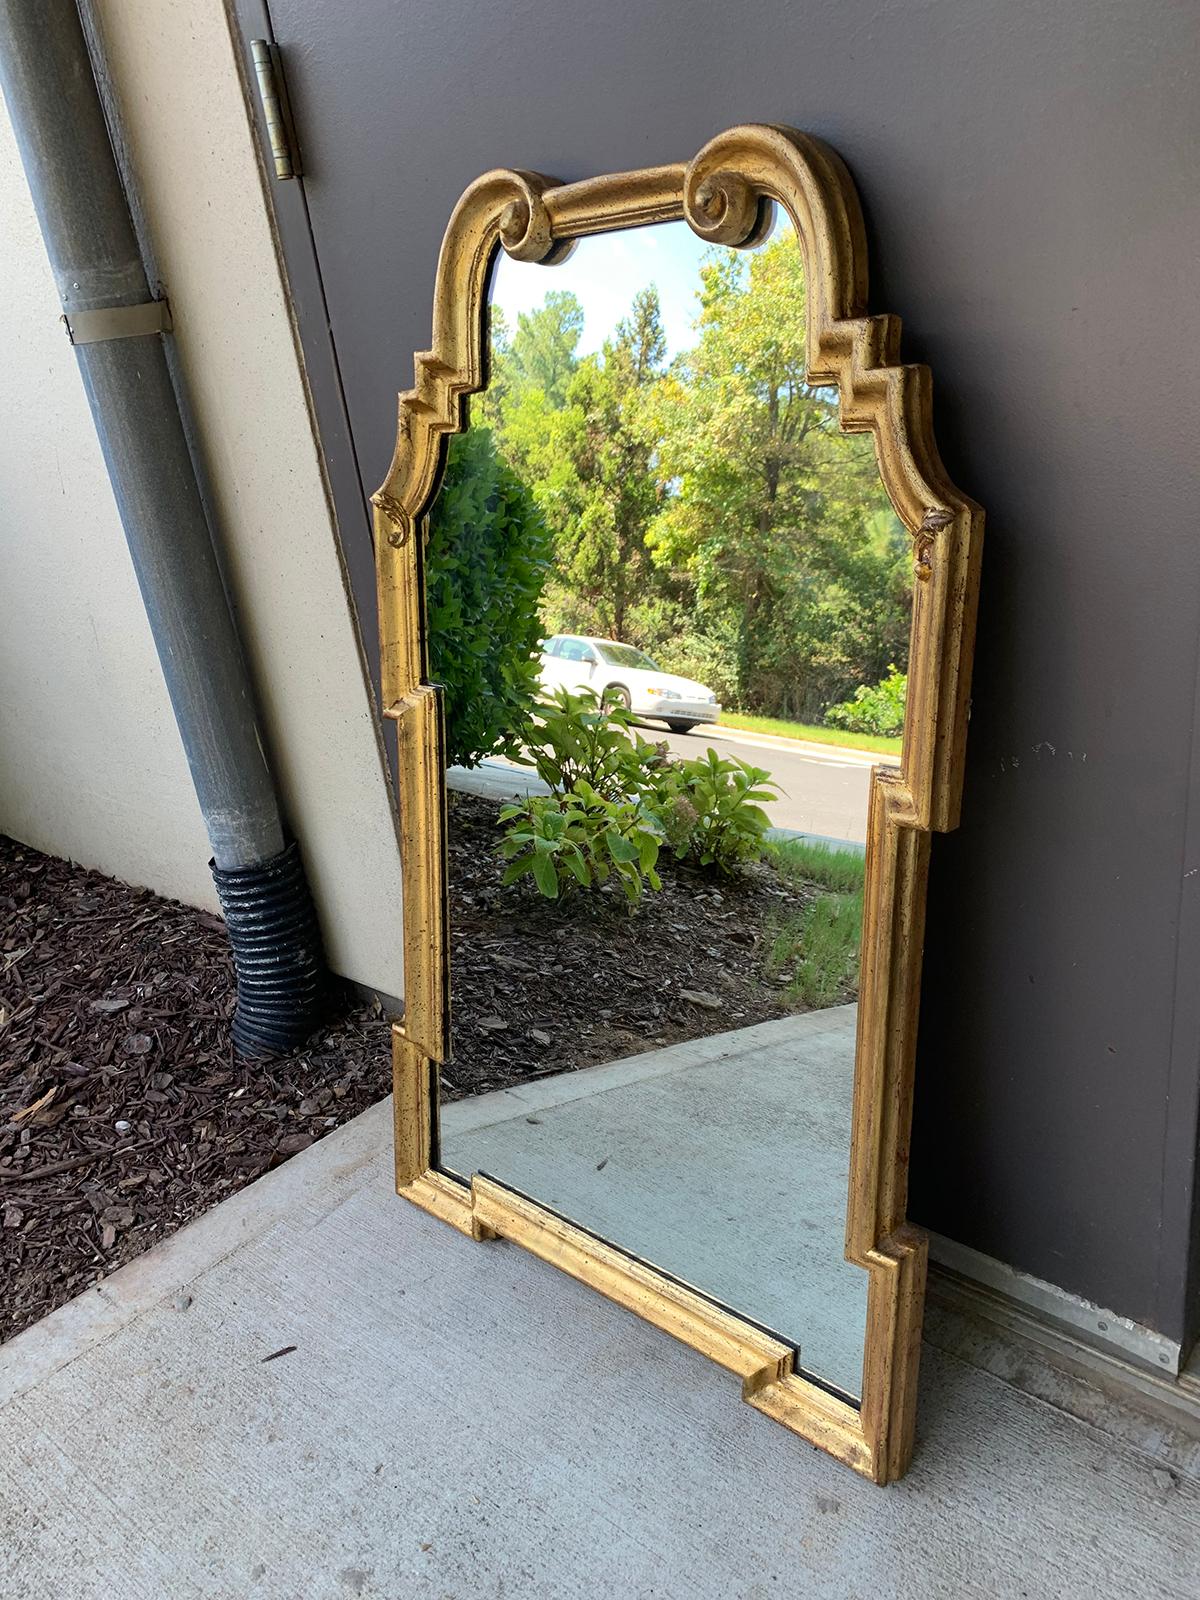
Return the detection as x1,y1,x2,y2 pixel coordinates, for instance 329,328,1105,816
372,125,982,1484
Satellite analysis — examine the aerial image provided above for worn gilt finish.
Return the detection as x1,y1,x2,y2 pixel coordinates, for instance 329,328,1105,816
373,125,982,1484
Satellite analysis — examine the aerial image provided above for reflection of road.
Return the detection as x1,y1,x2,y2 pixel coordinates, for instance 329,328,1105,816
645,721,896,845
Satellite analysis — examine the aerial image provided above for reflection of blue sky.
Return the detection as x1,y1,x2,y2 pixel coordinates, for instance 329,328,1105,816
490,210,790,362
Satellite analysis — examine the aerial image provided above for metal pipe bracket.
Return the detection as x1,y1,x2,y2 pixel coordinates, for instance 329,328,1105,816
63,298,172,344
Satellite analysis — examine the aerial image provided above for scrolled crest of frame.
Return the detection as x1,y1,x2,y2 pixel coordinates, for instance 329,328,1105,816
373,124,982,1485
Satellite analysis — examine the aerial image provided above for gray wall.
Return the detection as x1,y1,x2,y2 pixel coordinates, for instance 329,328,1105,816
256,0,1200,1344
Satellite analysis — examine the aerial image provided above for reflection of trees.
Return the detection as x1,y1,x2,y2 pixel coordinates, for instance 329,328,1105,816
481,288,667,642
480,236,911,722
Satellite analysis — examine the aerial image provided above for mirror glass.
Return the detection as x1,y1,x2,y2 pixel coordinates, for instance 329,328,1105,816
426,211,911,1401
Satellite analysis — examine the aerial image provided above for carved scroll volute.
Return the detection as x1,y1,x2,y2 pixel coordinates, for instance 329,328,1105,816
683,166,765,249
685,126,867,327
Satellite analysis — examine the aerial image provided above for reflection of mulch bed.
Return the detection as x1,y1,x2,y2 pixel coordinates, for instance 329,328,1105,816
444,789,811,1099
0,836,391,1344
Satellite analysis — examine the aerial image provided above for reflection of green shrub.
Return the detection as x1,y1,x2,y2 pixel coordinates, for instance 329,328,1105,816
518,688,650,799
498,786,663,904
501,690,666,903
824,665,907,738
425,428,550,768
504,690,778,891
658,748,779,875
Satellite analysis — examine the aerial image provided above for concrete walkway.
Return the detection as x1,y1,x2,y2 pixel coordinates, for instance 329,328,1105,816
3,1098,1198,1600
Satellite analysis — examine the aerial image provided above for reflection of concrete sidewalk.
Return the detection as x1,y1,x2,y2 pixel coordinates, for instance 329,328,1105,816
443,1007,868,1396
446,760,865,856
447,756,546,803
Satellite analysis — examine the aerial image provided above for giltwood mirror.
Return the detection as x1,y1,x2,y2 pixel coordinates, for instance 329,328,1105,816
373,124,981,1484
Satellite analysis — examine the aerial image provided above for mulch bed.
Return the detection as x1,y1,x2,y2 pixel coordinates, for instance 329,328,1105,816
0,837,391,1344
1,799,813,1343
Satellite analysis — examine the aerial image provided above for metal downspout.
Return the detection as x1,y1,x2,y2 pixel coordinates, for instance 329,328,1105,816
0,0,326,1055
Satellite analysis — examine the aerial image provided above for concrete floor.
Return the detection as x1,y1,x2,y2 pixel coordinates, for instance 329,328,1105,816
3,1102,1199,1600
441,1008,868,1398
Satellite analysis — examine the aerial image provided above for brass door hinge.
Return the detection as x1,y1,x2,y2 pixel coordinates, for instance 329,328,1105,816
250,39,302,180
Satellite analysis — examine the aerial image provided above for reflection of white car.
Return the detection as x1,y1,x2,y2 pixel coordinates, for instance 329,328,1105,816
540,635,721,733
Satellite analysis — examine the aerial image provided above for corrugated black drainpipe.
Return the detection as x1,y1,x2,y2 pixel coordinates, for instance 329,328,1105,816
0,0,326,1057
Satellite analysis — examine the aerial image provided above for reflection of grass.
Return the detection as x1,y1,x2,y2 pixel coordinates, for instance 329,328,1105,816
769,837,866,894
765,839,865,1008
717,709,901,757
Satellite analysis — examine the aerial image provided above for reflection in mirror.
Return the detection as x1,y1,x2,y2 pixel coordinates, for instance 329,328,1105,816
426,211,911,1401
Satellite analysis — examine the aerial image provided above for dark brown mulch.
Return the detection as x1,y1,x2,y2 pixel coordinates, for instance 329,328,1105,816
0,836,391,1344
443,788,810,1099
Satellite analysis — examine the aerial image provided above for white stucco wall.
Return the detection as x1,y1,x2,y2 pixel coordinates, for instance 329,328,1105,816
0,1,405,999
0,108,218,907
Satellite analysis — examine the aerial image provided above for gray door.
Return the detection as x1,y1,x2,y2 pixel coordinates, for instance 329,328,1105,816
232,0,1200,1355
